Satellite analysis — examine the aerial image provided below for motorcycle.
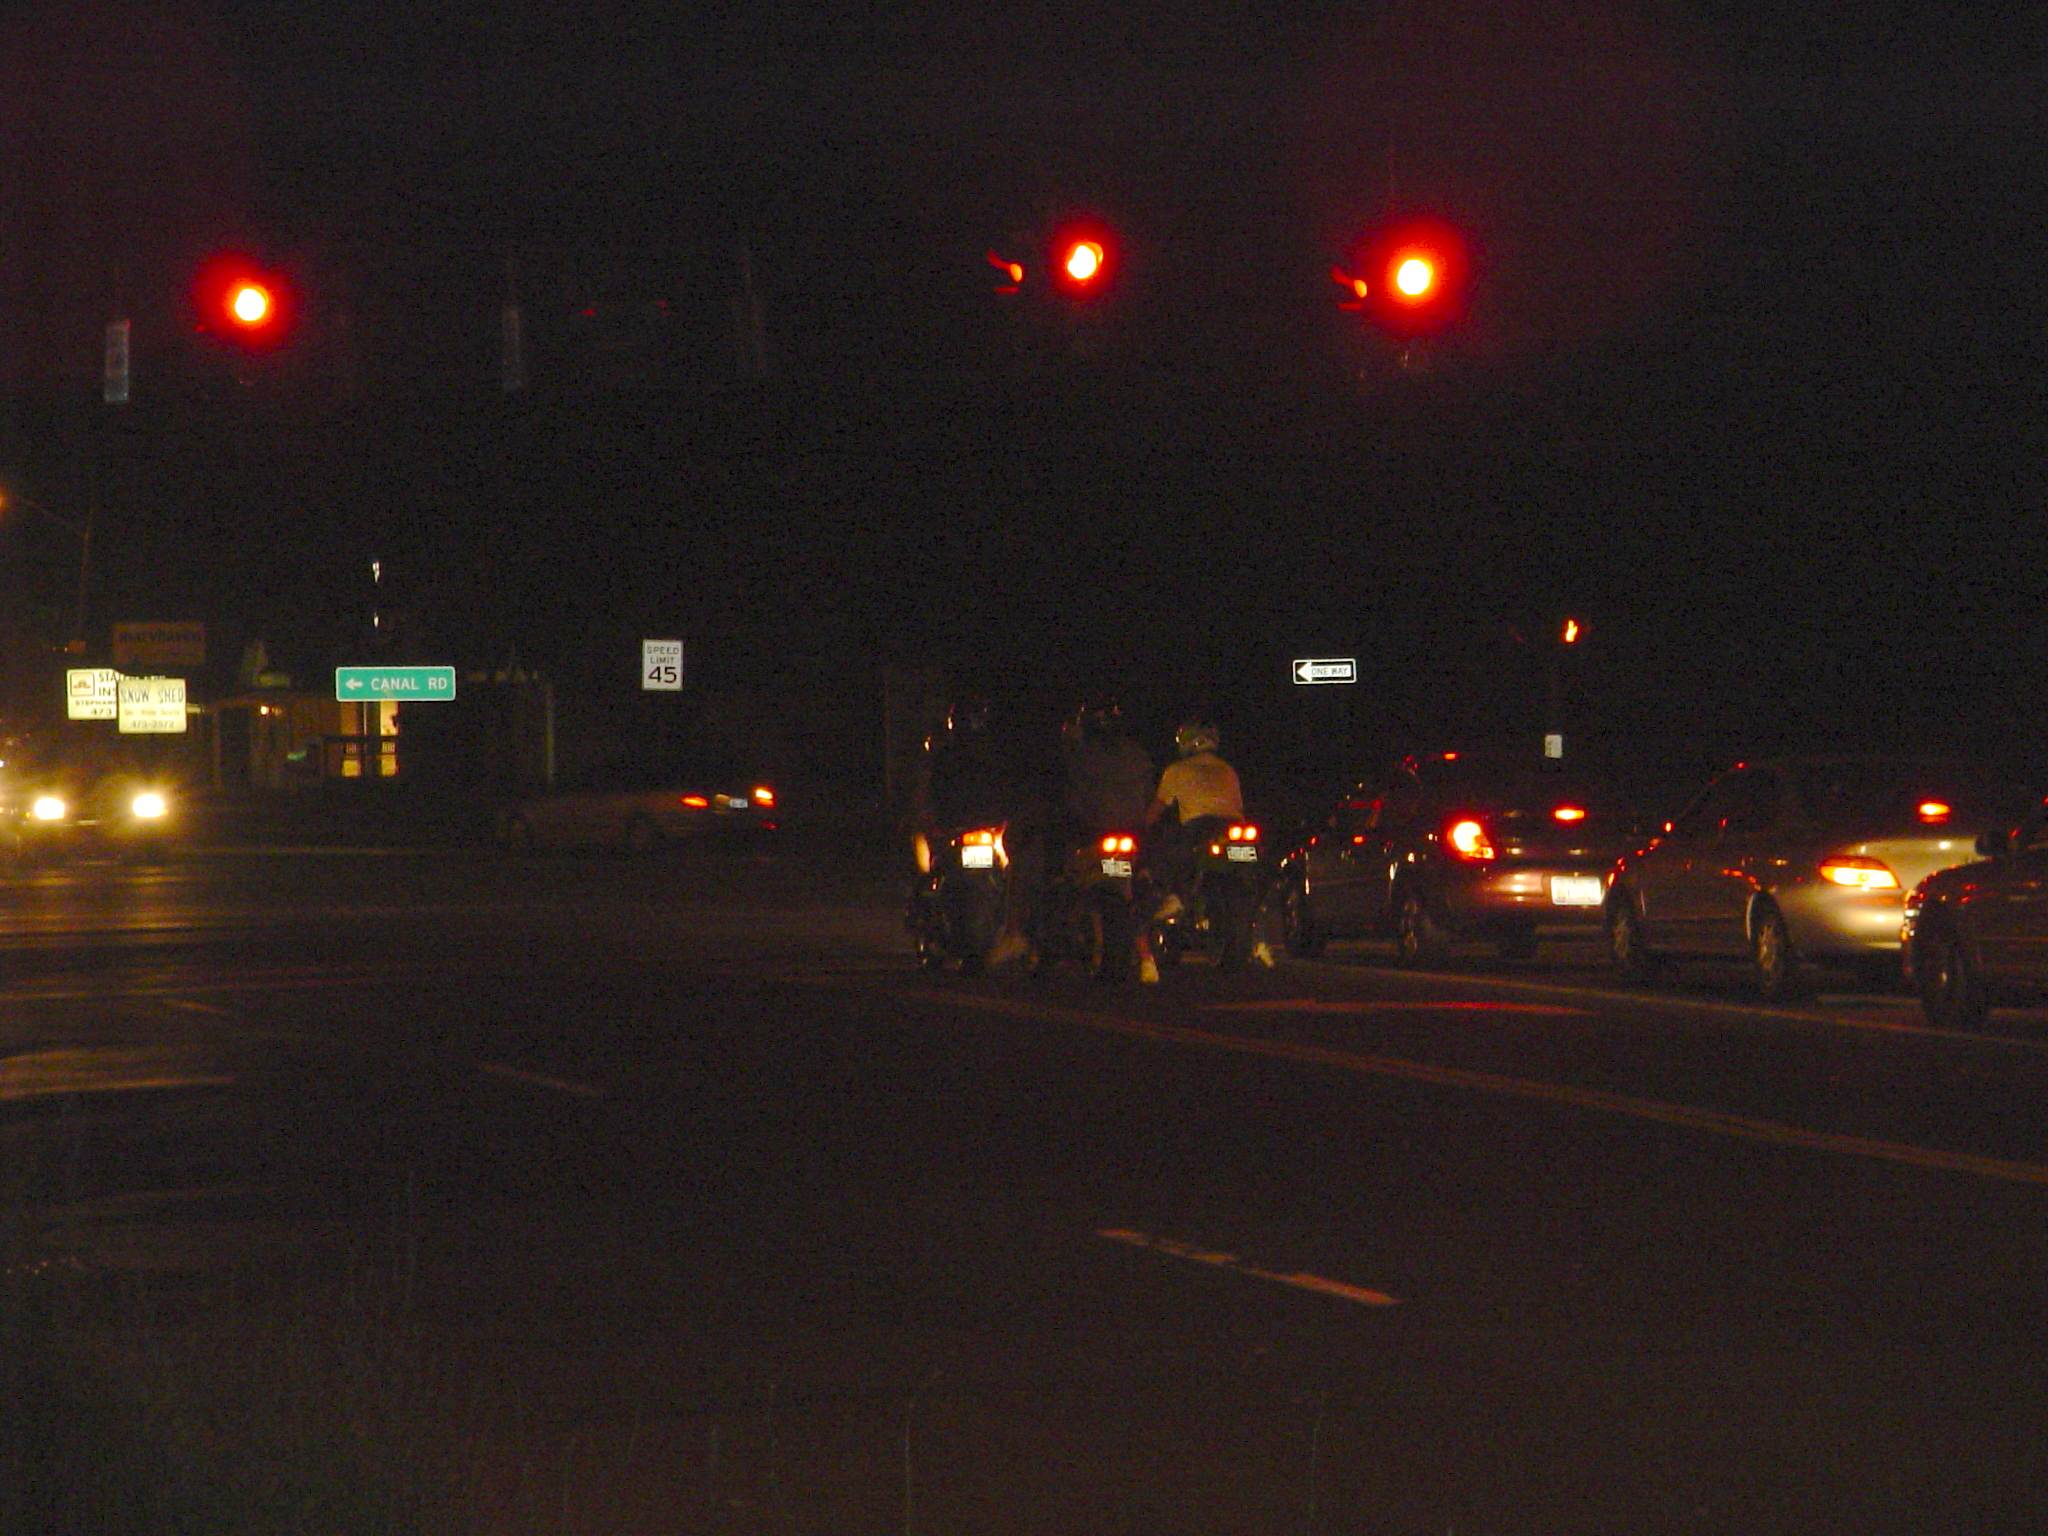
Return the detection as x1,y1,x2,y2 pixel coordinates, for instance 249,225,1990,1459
907,824,1008,973
1030,829,1142,984
1149,814,1264,974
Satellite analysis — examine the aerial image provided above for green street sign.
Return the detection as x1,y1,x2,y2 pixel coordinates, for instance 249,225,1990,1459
334,665,457,702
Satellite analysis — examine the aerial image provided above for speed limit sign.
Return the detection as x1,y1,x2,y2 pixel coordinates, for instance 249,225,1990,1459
642,638,683,691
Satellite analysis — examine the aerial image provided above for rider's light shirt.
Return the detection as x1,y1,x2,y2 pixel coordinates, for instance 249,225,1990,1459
1150,751,1244,824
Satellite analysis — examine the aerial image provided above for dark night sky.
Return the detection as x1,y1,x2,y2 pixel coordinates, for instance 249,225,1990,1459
2,0,2045,781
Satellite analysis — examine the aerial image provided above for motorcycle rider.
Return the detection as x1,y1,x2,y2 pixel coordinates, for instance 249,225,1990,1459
913,691,1048,971
1057,697,1159,981
1059,697,1154,834
1146,717,1275,969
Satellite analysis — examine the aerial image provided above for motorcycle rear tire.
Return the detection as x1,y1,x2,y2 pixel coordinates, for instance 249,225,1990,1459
1082,890,1135,986
1212,880,1254,975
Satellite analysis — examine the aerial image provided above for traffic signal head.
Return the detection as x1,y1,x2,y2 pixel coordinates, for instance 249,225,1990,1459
1049,224,1115,299
986,249,1025,296
195,253,293,349
1345,217,1471,337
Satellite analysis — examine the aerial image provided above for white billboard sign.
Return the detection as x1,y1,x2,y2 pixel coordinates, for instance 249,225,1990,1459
117,675,188,734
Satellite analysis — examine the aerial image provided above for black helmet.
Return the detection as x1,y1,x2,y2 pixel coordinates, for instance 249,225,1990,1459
1174,719,1220,757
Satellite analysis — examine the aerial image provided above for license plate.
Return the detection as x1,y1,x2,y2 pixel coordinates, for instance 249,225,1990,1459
725,796,750,809
1226,845,1258,863
1550,875,1604,906
960,845,995,869
1100,857,1132,879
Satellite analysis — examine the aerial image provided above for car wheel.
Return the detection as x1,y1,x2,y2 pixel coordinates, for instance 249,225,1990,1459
1393,884,1447,967
623,815,663,854
1916,920,1988,1028
1281,878,1326,958
1607,896,1660,982
1751,903,1806,1001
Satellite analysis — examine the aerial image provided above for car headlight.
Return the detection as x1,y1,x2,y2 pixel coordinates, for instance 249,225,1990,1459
131,791,168,820
30,794,66,822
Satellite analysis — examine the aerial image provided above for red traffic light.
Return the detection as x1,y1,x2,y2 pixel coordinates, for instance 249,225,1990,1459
1344,217,1471,336
195,253,293,348
1050,224,1115,298
986,249,1025,296
227,281,275,328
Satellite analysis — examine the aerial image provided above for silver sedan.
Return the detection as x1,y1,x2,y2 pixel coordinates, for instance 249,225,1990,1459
1605,756,2026,999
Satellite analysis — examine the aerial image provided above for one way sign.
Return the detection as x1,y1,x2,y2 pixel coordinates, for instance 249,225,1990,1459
1292,657,1357,686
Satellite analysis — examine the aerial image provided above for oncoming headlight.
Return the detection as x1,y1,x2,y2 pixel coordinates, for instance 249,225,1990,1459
131,791,168,821
31,794,67,822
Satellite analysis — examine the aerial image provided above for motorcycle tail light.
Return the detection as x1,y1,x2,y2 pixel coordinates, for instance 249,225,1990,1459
753,786,776,807
681,794,710,808
1447,818,1495,860
1917,800,1950,823
1821,855,1899,891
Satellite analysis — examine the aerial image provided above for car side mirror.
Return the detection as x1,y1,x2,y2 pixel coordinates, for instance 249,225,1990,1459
1976,828,2012,858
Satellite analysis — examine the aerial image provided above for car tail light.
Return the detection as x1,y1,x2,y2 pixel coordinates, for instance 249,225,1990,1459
1917,800,1950,823
1226,823,1258,842
753,786,776,807
1099,833,1136,855
1552,805,1587,823
681,794,710,808
1820,855,1900,891
1446,817,1494,860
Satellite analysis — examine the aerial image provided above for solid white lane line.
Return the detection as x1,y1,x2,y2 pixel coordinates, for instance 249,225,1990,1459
1096,1227,1400,1307
1204,998,1587,1017
473,1061,607,1099
920,989,2048,1189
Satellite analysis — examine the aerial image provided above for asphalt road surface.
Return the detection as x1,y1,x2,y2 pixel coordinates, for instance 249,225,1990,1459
5,835,2048,1534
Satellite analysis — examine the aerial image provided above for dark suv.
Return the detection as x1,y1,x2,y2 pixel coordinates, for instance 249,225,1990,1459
1277,752,1651,965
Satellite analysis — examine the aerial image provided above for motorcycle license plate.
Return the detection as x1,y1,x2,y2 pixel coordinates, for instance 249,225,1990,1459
1226,845,1258,863
725,796,750,809
960,845,995,869
1550,875,1604,906
1100,857,1133,879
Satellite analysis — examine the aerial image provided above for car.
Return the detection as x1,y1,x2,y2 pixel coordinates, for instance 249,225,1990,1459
0,749,181,864
1903,792,2048,1027
496,752,778,852
1276,751,1654,964
1605,755,2027,999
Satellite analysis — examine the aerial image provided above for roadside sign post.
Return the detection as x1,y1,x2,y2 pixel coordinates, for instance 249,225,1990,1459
334,666,458,702
1291,657,1357,686
642,639,683,691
